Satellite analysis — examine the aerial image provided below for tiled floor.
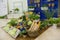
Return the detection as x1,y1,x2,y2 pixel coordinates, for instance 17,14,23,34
35,26,60,40
0,19,60,40
0,19,15,40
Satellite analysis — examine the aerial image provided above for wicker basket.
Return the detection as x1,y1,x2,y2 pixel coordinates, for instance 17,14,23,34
27,29,40,37
27,20,40,37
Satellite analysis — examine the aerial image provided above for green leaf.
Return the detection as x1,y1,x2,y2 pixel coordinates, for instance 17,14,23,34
14,8,19,11
44,10,55,19
8,19,18,26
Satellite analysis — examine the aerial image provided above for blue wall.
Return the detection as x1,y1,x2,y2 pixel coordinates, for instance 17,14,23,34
28,0,58,20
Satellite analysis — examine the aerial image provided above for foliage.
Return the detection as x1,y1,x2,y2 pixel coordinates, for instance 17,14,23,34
14,8,19,11
22,15,26,21
0,15,7,19
21,30,27,35
44,10,55,19
56,18,60,23
28,6,35,8
27,20,32,25
8,19,18,26
29,13,40,20
42,4,48,7
40,17,60,29
40,20,49,29
48,18,60,25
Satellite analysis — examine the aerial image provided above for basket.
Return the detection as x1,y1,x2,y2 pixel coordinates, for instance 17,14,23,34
27,28,40,37
27,20,40,37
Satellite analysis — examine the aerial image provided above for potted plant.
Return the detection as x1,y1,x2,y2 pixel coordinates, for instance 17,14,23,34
42,4,48,7
40,20,49,30
8,19,18,26
48,18,59,29
56,18,60,27
0,15,7,19
29,13,40,20
14,8,19,14
44,10,55,19
28,6,35,8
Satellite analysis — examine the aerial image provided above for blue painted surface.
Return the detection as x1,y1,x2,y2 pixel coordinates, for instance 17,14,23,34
28,0,58,20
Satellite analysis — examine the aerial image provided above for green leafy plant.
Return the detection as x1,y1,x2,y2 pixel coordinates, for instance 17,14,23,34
0,15,7,19
56,18,60,27
34,14,40,20
14,8,19,11
40,20,49,29
56,18,60,23
48,18,58,25
44,10,55,19
22,15,26,21
8,19,18,26
29,13,40,20
42,4,48,7
28,6,35,8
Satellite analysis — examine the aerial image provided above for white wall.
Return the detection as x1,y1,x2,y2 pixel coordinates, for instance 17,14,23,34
8,0,28,12
0,0,28,16
0,0,8,16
